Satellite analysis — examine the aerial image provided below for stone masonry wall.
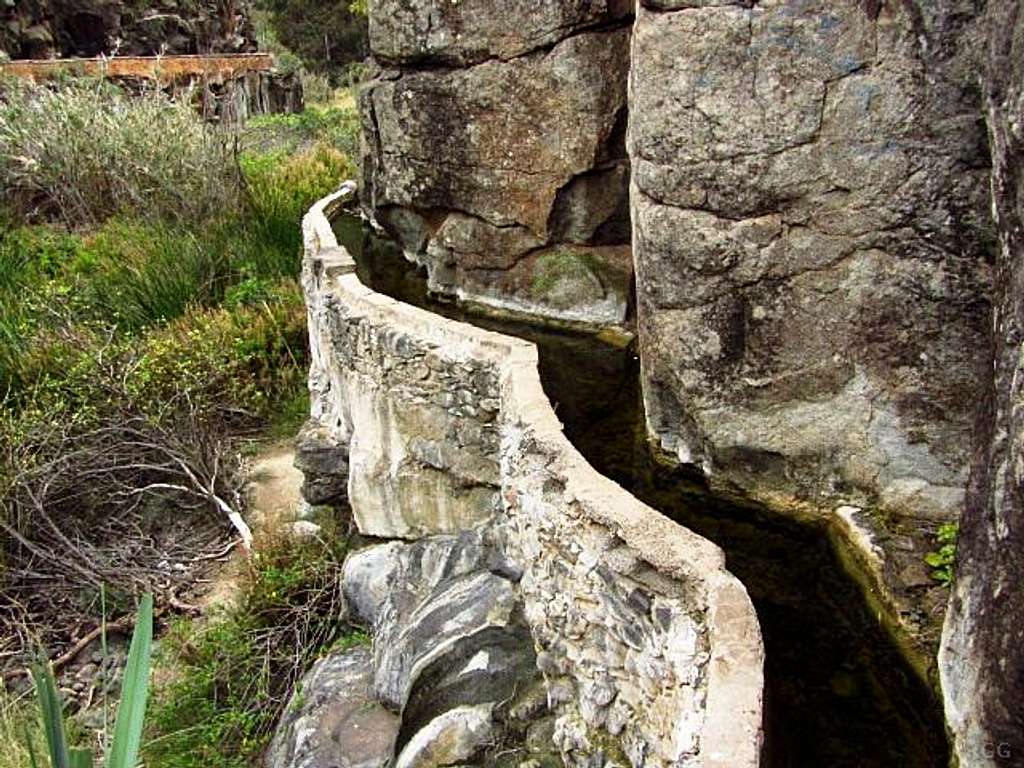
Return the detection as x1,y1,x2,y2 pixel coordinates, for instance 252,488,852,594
302,187,764,768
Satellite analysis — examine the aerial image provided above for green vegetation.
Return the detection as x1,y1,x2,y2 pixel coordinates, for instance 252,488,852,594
0,686,43,768
144,531,360,768
242,100,362,158
0,78,240,226
531,247,607,302
0,75,359,768
255,0,368,82
925,522,959,587
27,595,153,768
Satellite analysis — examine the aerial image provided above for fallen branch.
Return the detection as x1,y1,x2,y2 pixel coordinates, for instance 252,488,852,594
2,616,134,682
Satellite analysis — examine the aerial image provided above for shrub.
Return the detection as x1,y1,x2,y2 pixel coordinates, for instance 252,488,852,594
144,532,358,768
238,143,354,277
242,107,361,165
77,220,231,332
0,291,307,661
300,71,333,106
0,78,241,227
0,224,90,392
0,685,43,768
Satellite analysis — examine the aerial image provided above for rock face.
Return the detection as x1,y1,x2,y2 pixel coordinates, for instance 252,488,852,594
939,0,1024,764
339,534,539,768
630,0,990,523
359,2,634,329
294,420,349,506
265,647,400,768
0,0,256,59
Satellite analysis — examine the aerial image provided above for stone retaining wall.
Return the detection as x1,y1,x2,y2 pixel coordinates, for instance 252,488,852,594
302,186,764,768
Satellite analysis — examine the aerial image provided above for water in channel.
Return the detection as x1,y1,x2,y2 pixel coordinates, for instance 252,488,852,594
332,212,950,768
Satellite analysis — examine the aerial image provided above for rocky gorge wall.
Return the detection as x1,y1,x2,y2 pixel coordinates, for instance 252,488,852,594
356,0,1008,713
629,0,991,528
0,0,256,60
939,0,1024,763
621,0,998,685
299,186,763,768
357,1,635,330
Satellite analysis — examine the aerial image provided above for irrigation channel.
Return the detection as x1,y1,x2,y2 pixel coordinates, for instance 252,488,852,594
332,212,950,768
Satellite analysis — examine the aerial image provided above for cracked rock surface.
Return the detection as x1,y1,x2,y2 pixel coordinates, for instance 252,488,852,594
940,0,1024,763
359,8,634,329
629,0,992,652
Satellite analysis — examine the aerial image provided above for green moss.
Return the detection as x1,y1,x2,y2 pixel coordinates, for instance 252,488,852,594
530,248,603,299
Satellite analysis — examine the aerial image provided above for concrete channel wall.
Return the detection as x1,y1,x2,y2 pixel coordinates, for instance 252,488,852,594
302,185,765,768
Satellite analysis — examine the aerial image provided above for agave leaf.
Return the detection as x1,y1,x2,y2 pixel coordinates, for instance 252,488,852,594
32,659,71,768
106,593,153,768
70,748,94,768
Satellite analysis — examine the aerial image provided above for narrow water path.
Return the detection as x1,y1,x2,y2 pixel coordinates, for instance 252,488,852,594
333,213,950,768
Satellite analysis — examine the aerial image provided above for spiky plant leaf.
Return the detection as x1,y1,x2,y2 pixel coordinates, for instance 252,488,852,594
24,724,41,768
106,593,153,768
31,659,71,768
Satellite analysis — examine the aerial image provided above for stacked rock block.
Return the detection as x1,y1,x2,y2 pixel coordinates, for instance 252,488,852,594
358,0,635,329
629,0,990,522
296,187,764,768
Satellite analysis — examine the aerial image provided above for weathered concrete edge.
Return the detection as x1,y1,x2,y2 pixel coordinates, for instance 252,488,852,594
302,185,765,768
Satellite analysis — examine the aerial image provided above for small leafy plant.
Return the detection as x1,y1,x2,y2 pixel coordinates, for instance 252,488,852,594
924,523,959,587
28,594,153,768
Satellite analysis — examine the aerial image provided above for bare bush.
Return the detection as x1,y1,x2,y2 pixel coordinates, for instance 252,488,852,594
0,77,242,226
0,309,275,671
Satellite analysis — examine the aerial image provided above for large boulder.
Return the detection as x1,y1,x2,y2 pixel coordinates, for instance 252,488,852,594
939,0,1024,764
373,567,519,709
369,0,631,66
341,530,498,627
628,0,991,652
359,7,633,329
265,647,400,768
339,533,540,768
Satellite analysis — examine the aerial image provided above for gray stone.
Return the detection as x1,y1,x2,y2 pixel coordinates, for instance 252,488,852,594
629,0,991,655
370,0,631,66
363,27,629,238
294,419,349,506
940,1,1024,764
344,530,492,628
453,244,633,328
360,18,633,329
375,570,517,709
342,541,407,627
265,647,399,768
398,625,537,748
393,704,495,768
